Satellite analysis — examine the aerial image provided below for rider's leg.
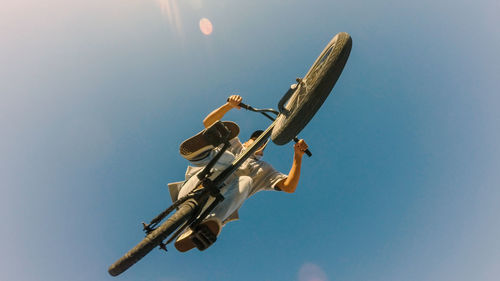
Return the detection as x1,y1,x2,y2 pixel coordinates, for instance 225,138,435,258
174,176,252,252
175,146,249,252
208,176,252,223
177,147,235,200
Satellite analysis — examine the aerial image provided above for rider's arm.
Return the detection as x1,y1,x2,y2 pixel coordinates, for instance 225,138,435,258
203,95,242,128
276,139,308,193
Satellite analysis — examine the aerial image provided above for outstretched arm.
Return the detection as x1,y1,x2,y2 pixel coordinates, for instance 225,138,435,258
276,139,308,193
203,95,242,128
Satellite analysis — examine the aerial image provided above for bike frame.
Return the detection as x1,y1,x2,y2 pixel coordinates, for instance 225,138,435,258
142,86,307,250
110,33,352,276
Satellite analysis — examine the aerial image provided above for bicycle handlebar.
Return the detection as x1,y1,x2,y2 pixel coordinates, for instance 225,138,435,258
226,99,312,157
236,101,252,110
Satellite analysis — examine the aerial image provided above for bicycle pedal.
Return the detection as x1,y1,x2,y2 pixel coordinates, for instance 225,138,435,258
191,236,206,251
199,225,217,243
192,225,217,251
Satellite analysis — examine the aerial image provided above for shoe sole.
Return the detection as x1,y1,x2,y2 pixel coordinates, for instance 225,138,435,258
174,228,195,252
180,121,239,161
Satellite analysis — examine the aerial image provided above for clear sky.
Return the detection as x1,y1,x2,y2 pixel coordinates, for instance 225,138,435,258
1,0,499,280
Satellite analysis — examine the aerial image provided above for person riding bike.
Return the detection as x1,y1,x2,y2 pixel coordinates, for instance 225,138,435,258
168,95,309,252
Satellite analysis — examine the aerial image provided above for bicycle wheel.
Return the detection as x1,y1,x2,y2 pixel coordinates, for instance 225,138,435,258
108,199,197,277
271,32,352,145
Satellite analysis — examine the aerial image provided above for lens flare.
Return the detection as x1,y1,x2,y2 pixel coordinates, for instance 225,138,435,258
199,18,213,35
298,263,328,281
157,0,183,36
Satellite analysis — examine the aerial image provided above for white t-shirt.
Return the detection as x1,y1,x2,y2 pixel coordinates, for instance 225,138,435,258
168,137,287,203
227,137,287,195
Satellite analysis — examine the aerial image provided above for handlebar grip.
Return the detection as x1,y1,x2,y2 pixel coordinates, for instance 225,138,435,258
293,137,312,157
227,98,251,110
238,102,251,110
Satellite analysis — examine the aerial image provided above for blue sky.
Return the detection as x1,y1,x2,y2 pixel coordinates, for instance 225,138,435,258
1,0,499,280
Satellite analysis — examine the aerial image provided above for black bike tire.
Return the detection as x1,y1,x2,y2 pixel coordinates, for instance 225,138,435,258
108,200,197,277
271,32,352,145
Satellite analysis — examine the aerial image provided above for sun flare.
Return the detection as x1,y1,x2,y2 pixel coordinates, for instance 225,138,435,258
199,18,213,35
157,0,183,35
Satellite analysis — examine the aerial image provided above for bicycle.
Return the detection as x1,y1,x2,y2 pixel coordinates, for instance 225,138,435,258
108,32,352,276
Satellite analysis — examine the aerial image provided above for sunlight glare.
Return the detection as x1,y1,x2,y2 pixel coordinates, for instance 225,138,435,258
157,0,183,36
298,263,328,281
199,18,213,35
189,0,203,9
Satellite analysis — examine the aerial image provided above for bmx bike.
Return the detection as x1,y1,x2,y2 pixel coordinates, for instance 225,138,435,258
108,32,352,276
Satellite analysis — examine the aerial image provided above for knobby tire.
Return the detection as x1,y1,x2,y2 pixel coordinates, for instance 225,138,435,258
271,32,352,145
108,200,197,276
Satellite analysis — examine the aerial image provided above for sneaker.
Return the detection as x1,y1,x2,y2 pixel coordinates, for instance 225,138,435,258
174,217,222,252
180,121,239,161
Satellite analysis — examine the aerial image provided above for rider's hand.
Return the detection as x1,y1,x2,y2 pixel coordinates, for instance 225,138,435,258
227,95,242,109
294,139,308,157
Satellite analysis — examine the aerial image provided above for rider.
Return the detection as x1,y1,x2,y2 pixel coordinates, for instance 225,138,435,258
168,95,308,252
